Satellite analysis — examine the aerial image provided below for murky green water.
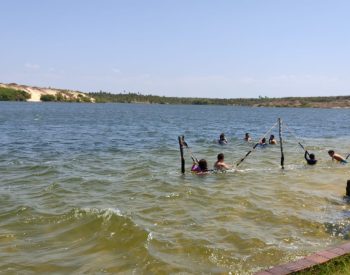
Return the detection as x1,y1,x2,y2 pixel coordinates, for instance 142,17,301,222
0,102,350,274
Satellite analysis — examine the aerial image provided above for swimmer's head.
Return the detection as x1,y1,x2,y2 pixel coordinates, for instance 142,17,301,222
217,153,224,161
198,159,208,171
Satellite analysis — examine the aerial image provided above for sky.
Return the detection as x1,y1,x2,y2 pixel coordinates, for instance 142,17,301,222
1,0,350,98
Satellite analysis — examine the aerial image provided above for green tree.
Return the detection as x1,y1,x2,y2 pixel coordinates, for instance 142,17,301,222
40,94,56,101
0,87,31,101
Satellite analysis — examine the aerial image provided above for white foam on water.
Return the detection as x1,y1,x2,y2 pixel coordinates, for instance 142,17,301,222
78,207,124,221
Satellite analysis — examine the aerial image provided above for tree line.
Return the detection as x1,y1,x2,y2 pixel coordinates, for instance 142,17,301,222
88,91,268,105
1,86,350,108
88,91,350,107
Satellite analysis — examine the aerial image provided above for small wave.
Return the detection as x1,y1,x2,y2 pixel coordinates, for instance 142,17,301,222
79,207,124,220
0,206,156,273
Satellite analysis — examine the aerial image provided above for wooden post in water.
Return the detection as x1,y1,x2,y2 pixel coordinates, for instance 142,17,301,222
278,118,285,169
178,136,185,174
346,180,350,196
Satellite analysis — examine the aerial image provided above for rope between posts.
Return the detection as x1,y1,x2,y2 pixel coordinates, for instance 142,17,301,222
283,123,299,142
283,123,309,155
181,137,199,163
186,146,199,163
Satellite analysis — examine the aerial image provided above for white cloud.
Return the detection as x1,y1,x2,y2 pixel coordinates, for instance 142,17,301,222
25,63,40,70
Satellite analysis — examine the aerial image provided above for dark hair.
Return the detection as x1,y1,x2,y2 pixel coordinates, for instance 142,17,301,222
217,153,224,161
261,137,266,143
198,159,208,171
219,133,225,140
328,150,334,155
309,153,315,159
269,135,274,139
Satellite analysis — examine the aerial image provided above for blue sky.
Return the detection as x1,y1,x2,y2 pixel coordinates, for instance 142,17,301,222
1,0,350,98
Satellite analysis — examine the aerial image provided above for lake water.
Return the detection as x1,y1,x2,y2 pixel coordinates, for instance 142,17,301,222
1,102,350,274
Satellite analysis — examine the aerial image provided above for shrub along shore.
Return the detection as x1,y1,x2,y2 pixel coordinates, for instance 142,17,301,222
88,91,350,108
0,87,31,101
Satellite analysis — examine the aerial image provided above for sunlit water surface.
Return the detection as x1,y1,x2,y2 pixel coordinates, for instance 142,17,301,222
1,102,350,274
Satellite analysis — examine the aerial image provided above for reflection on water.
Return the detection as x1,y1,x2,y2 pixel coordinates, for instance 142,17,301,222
0,102,350,274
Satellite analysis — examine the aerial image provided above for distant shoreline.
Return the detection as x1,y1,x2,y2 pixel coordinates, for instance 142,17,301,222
87,91,350,109
1,82,350,108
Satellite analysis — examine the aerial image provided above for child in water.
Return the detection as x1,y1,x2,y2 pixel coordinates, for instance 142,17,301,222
244,133,251,142
269,135,277,144
218,133,228,145
214,153,230,170
191,159,209,173
328,150,347,164
259,137,267,147
304,151,317,165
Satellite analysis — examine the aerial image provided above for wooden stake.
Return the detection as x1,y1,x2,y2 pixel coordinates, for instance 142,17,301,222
178,136,185,174
278,118,285,169
346,180,350,196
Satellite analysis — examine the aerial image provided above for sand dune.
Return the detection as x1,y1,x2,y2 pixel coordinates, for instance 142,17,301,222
0,83,95,102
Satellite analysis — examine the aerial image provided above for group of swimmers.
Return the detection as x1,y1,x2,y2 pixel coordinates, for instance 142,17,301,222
220,132,277,146
191,153,230,174
191,133,348,174
304,150,348,165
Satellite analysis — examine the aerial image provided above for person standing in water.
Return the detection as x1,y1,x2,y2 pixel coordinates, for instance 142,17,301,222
328,150,347,164
259,137,267,147
218,133,228,145
191,159,209,173
244,133,252,142
269,135,277,144
214,153,230,170
304,151,317,165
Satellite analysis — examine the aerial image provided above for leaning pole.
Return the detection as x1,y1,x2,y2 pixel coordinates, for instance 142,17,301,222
178,136,185,174
278,118,285,169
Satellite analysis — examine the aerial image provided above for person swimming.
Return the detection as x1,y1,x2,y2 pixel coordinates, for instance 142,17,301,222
328,150,347,164
244,133,251,142
259,137,267,147
191,159,209,173
269,134,277,144
218,133,228,145
214,153,230,170
304,150,317,165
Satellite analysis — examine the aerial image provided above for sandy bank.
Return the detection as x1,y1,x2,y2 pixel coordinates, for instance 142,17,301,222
0,83,95,102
